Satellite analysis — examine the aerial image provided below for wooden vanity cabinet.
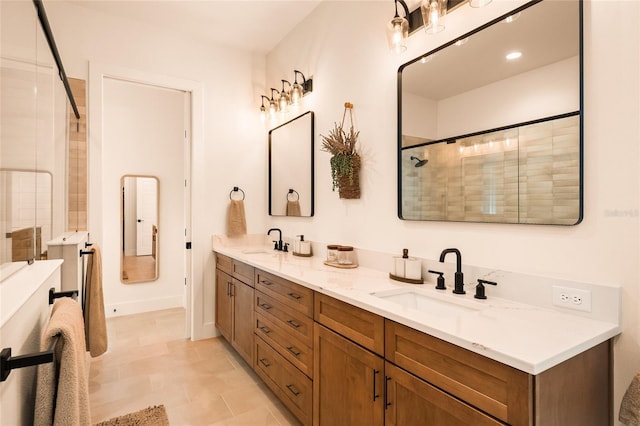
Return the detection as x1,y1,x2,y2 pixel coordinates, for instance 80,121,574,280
313,293,386,426
214,254,255,366
386,320,612,426
253,270,314,425
384,362,504,426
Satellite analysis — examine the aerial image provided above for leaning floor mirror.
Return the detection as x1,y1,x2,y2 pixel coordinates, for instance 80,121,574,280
121,175,159,283
398,0,582,225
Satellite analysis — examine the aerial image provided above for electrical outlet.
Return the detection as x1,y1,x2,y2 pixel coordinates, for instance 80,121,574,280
552,286,592,312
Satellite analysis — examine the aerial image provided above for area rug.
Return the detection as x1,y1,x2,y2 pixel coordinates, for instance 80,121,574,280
95,405,169,426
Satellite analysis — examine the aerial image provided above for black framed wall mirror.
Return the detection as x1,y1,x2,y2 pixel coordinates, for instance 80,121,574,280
120,175,159,283
398,0,582,225
269,111,314,217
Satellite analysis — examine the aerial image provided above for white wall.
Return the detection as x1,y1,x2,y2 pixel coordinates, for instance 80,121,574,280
265,0,640,420
45,1,268,338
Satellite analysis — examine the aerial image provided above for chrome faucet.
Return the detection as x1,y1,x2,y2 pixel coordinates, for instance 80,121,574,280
439,248,465,294
267,228,283,251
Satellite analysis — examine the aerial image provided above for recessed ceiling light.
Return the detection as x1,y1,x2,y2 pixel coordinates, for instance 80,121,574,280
504,12,521,24
506,51,522,60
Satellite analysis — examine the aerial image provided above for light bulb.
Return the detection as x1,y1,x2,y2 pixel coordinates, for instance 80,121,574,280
291,84,303,106
260,106,267,122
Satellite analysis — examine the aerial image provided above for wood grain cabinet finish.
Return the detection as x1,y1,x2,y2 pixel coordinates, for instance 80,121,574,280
256,336,313,425
313,324,384,426
314,292,385,356
216,252,255,285
386,320,612,426
253,269,315,425
384,362,504,426
215,259,255,366
255,269,313,317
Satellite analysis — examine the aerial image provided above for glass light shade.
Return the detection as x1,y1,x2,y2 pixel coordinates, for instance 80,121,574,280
290,83,303,106
421,0,447,35
260,105,267,122
278,91,289,112
387,16,409,53
269,99,278,115
469,0,492,8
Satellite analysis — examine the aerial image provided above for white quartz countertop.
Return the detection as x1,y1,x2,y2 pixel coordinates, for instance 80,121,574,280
213,244,621,375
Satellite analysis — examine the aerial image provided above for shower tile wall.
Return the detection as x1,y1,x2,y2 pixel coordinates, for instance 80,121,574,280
402,115,580,224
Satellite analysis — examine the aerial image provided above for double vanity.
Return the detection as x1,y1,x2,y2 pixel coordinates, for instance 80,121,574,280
213,237,620,425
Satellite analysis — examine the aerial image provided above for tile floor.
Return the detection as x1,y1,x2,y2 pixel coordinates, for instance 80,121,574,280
89,308,301,425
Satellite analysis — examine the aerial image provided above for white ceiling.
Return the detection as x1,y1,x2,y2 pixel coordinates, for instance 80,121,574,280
66,0,324,54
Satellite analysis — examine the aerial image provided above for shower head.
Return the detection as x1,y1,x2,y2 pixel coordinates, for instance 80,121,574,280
410,156,428,168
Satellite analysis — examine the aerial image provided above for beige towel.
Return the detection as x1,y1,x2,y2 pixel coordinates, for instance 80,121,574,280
84,245,107,357
35,298,91,426
227,199,247,237
286,200,302,216
621,372,640,425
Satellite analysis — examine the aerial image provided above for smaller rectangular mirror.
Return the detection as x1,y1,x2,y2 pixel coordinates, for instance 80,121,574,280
269,111,314,217
121,175,159,283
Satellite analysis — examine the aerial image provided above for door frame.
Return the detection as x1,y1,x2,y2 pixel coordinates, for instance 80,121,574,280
89,62,205,339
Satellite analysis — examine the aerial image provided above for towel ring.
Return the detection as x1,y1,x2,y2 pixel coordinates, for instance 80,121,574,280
230,186,245,200
287,189,299,202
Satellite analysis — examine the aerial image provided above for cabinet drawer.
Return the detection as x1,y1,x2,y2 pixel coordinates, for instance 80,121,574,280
314,293,384,356
215,252,255,286
215,252,233,275
256,336,313,425
256,291,314,348
256,312,313,378
385,320,530,425
255,269,313,316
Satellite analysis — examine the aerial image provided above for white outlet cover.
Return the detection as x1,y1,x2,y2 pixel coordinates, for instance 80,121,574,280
552,285,592,313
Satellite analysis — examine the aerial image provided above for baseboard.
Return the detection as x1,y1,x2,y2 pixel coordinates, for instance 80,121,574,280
105,295,183,318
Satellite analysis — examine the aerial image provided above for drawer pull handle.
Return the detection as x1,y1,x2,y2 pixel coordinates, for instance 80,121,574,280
259,303,272,310
384,376,391,408
286,384,300,396
259,326,271,334
373,369,380,401
287,292,301,300
260,279,273,286
287,346,301,356
287,319,301,328
259,358,271,367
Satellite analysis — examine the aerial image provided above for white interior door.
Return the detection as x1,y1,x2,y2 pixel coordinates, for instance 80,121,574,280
135,177,157,256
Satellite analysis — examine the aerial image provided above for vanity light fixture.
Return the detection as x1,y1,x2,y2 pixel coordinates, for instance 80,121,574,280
422,0,448,34
259,70,313,120
387,0,410,53
290,70,312,106
260,95,270,122
386,0,492,52
279,80,291,112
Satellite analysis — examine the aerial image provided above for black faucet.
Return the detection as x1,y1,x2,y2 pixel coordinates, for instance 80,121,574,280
267,228,283,251
439,248,465,294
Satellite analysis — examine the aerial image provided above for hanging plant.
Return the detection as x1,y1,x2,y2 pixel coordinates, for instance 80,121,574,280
320,103,361,199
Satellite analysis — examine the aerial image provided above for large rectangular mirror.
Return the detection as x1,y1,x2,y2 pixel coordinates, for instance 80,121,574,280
398,0,582,225
269,111,314,217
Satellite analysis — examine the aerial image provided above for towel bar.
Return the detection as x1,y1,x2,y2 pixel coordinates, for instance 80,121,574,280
49,287,78,305
0,334,60,382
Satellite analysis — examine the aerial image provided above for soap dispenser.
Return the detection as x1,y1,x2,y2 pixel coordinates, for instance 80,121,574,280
390,249,424,284
293,235,312,257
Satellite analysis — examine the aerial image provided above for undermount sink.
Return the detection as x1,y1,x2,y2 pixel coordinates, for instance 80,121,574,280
371,288,481,317
241,249,271,255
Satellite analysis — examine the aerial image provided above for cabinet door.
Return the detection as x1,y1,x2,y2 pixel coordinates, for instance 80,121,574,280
385,363,504,426
232,278,254,365
313,324,384,426
215,269,232,341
